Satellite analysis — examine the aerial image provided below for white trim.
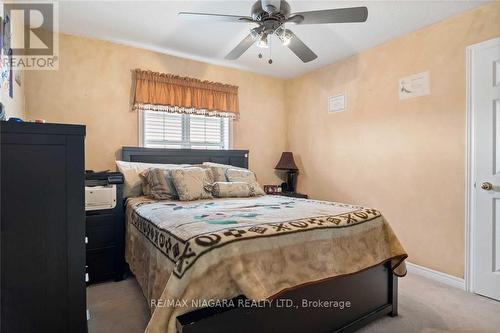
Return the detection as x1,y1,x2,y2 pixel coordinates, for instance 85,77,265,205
228,118,234,149
465,37,500,294
138,109,145,147
465,41,475,293
406,262,465,290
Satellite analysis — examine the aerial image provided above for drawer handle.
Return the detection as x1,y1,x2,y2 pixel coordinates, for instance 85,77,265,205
85,236,88,244
85,273,89,282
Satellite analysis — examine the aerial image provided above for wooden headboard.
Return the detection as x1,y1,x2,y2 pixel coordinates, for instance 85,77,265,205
121,147,249,168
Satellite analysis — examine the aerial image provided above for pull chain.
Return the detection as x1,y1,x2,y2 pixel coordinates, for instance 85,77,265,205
268,35,273,64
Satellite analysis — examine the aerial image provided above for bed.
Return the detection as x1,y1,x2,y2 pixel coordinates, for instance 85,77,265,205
121,147,407,333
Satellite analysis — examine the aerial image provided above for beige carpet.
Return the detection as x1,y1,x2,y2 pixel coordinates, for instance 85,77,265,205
87,273,500,333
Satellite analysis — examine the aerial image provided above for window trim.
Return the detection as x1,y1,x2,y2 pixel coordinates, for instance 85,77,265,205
138,110,233,149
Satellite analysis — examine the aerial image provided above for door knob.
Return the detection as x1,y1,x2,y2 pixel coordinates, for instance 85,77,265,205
481,182,493,191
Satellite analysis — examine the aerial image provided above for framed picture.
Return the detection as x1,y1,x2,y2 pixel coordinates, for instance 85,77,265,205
3,14,10,54
0,102,5,121
8,48,13,98
263,185,279,195
0,14,13,98
0,16,3,51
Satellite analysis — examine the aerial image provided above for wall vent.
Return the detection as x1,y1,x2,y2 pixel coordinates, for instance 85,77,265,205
328,94,346,113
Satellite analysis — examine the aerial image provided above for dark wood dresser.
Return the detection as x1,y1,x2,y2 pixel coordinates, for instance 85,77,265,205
0,122,87,333
85,178,125,284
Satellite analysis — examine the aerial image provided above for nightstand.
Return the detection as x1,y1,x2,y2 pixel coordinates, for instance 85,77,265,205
274,192,308,199
85,173,125,284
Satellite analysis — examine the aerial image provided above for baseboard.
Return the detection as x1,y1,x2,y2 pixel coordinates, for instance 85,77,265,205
406,262,465,290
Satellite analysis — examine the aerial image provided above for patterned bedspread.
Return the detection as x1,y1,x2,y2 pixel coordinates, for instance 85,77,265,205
125,195,407,333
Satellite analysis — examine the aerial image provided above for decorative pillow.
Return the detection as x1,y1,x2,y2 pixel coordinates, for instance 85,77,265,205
139,170,154,197
139,168,178,200
208,182,256,198
225,168,266,196
116,160,189,198
141,165,212,199
170,167,214,201
202,162,246,182
191,164,216,183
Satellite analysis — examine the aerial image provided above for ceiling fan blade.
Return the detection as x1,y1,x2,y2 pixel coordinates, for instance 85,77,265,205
225,34,255,60
287,7,368,25
286,31,317,63
178,12,254,23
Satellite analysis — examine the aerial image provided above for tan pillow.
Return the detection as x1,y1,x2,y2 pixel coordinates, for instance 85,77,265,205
140,164,206,197
191,164,216,183
139,170,153,196
225,168,265,196
139,168,178,200
202,162,245,182
170,167,214,201
209,182,256,198
116,160,189,198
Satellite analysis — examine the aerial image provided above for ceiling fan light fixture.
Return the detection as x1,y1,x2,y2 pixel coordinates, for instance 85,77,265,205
256,35,269,48
276,28,292,46
180,1,368,63
281,31,292,46
250,27,263,40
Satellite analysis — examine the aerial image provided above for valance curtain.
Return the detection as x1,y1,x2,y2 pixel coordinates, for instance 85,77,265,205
133,69,239,118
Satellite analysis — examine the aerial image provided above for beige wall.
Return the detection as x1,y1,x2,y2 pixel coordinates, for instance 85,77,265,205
24,2,500,278
25,34,286,185
285,2,500,278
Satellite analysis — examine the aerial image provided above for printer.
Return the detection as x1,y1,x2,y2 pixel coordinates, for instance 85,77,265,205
85,171,124,211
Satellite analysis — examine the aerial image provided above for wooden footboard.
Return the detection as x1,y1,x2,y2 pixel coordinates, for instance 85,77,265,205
176,261,398,333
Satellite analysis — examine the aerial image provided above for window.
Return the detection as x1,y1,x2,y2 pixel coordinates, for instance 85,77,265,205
140,110,232,149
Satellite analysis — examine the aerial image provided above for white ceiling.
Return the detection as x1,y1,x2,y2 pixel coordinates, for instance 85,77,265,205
57,0,487,78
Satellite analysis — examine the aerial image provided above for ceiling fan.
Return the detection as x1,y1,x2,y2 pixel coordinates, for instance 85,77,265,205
178,0,368,63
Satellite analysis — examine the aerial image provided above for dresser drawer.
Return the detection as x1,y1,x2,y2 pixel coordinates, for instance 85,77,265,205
86,247,116,283
86,214,115,249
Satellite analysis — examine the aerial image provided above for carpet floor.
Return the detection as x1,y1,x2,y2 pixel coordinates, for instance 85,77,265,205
87,272,500,333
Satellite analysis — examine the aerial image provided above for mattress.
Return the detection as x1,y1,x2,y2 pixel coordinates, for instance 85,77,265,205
125,195,407,333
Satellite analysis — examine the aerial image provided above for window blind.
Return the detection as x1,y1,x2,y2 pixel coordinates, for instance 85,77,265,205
142,110,230,149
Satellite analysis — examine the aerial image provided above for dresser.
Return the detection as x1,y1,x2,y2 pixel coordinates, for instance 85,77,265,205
0,122,87,333
85,174,125,284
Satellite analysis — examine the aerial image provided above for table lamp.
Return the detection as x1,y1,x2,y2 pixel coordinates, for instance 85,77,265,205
275,152,299,193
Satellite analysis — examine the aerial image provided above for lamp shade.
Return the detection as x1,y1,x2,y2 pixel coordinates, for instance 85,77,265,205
275,152,299,171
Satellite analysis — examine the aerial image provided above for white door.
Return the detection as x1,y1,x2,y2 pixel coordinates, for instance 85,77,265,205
472,38,500,301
